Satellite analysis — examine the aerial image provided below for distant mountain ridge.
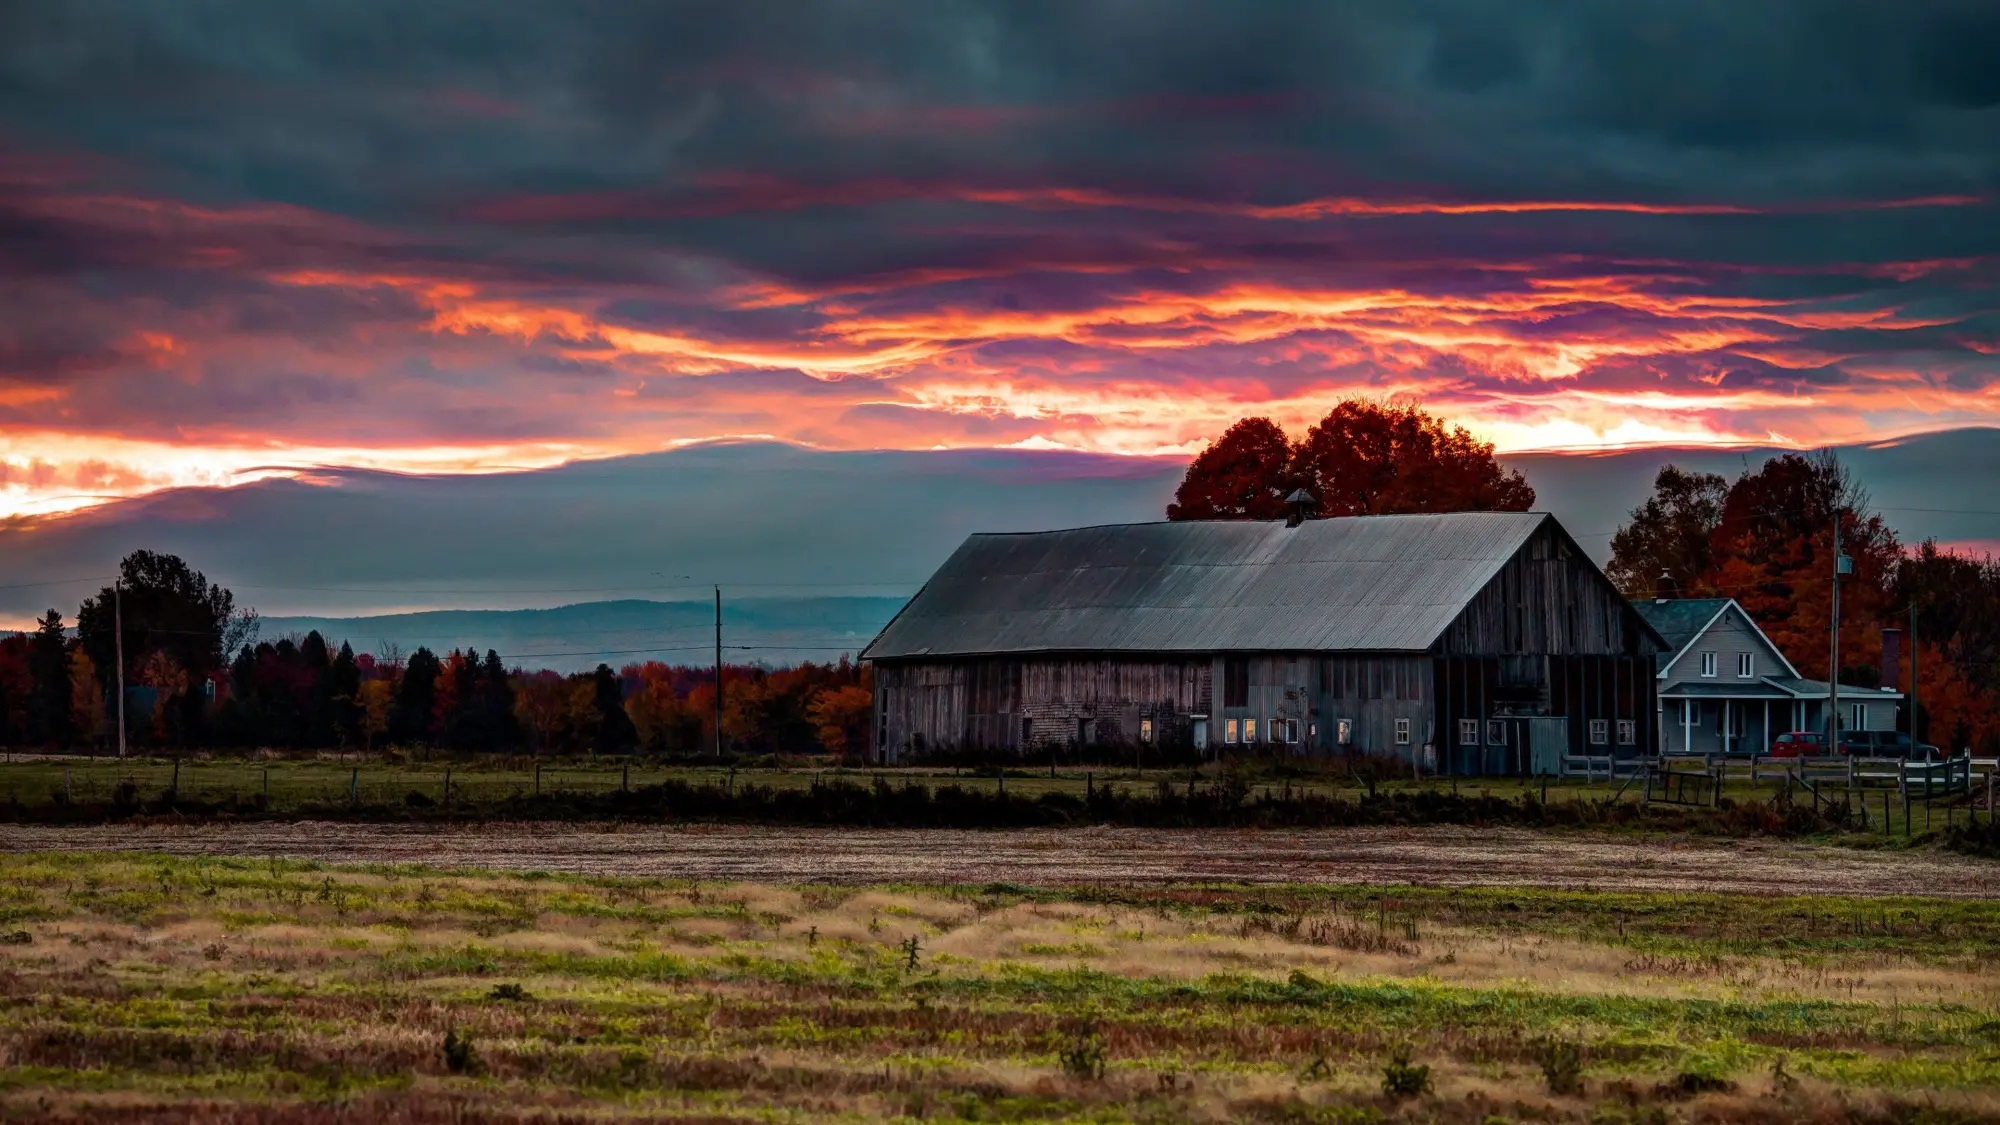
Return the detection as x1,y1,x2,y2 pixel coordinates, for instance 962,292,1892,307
3,429,1996,628
258,596,907,674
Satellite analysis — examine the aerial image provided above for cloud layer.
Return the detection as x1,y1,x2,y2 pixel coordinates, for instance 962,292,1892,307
0,0,1996,516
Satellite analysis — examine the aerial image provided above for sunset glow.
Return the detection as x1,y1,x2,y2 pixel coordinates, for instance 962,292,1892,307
0,3,1995,522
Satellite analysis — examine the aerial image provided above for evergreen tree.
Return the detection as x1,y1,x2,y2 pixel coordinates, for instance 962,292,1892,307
330,642,362,748
393,647,443,745
28,610,74,747
590,663,638,752
299,631,333,748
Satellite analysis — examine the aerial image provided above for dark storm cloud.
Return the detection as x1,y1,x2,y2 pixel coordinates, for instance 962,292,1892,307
0,0,1995,520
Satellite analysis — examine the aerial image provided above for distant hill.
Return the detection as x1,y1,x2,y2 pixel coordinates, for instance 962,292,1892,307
258,596,907,673
4,431,1996,628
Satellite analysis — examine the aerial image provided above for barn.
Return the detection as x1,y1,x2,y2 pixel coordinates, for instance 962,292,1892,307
861,510,1669,775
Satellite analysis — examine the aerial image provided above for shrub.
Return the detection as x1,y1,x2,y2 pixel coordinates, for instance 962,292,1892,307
442,1026,479,1074
1533,1038,1584,1095
1058,1025,1107,1081
1380,1046,1431,1098
487,982,531,1002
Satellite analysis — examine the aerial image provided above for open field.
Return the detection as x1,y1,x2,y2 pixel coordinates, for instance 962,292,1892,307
4,852,2000,1123
9,822,2000,897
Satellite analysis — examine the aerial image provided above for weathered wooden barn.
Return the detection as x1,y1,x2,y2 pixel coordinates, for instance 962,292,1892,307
861,512,1668,775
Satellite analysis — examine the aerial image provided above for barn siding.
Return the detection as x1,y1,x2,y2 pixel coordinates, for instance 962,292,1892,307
869,522,1664,772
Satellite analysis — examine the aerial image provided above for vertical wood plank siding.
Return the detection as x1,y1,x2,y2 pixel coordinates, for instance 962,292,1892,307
870,523,1662,771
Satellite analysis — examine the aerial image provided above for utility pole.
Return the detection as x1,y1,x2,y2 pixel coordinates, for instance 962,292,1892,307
1828,515,1847,754
713,586,724,760
114,580,127,760
1909,597,1920,748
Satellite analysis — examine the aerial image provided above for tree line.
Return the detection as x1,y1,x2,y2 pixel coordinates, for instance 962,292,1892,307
0,550,872,757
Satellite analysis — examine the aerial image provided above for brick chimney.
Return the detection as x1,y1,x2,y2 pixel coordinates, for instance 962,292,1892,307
1653,569,1677,603
1880,627,1902,692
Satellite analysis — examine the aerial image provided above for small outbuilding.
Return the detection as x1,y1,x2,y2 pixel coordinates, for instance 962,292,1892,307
861,511,1667,774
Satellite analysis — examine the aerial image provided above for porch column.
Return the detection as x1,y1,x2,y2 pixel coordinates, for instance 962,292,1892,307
1723,700,1731,755
1682,698,1692,753
1763,700,1770,754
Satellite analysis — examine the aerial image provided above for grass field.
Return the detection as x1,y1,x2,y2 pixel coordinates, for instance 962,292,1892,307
1,753,1987,842
4,852,2000,1122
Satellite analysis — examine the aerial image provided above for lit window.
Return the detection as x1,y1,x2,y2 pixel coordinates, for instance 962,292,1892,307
1616,719,1636,745
1458,719,1478,746
1337,718,1353,745
1225,719,1239,744
1139,718,1153,743
1700,652,1717,677
1589,719,1609,745
1394,718,1410,745
1737,652,1755,678
1244,719,1258,743
1486,720,1505,745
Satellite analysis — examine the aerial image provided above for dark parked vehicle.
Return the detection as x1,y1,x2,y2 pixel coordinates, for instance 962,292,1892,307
1836,730,1940,759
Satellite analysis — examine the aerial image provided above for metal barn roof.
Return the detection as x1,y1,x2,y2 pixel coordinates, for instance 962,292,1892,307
863,511,1557,659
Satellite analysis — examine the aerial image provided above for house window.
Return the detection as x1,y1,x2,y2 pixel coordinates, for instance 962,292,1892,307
1737,652,1755,678
1700,652,1718,677
1590,719,1609,745
1337,718,1353,746
1394,718,1410,745
1139,718,1153,743
1225,719,1239,744
1849,703,1867,731
1458,718,1478,746
1616,719,1636,745
1224,658,1249,708
1244,719,1258,743
1486,720,1506,746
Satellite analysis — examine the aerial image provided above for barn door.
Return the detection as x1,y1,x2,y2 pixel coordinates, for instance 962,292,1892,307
1528,718,1568,776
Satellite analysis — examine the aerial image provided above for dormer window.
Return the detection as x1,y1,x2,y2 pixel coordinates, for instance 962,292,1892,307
1700,652,1717,677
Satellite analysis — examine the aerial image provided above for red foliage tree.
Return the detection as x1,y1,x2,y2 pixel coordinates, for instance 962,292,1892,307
1167,403,1533,521
1293,401,1534,517
1166,417,1295,520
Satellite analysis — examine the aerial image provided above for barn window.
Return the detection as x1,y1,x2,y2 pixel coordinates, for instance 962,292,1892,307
1020,717,1033,745
1486,720,1505,745
1140,718,1154,743
1737,652,1755,678
1458,719,1478,746
1589,719,1609,745
1616,719,1636,745
1278,719,1298,744
1225,719,1240,744
1224,658,1249,707
1394,718,1410,745
1078,718,1096,745
1336,718,1352,745
1245,719,1258,743
1700,652,1717,677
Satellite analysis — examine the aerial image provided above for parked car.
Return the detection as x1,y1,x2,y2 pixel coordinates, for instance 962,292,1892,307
1766,731,1826,757
1836,730,1940,759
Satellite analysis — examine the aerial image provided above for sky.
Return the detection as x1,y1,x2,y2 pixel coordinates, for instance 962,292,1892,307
0,0,1997,521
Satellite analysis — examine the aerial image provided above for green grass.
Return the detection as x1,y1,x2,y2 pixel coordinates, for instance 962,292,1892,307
3,852,2000,1122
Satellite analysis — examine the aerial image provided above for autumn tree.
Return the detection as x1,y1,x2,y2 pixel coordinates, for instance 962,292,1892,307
68,649,105,748
1167,402,1533,521
807,685,873,758
1292,401,1535,517
1166,417,1296,520
1605,466,1729,599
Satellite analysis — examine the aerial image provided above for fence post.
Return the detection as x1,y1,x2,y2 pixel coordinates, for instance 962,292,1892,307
349,767,358,807
534,761,541,797
443,767,451,807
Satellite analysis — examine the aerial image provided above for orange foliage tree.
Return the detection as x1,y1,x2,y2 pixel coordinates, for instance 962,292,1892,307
1167,402,1533,521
